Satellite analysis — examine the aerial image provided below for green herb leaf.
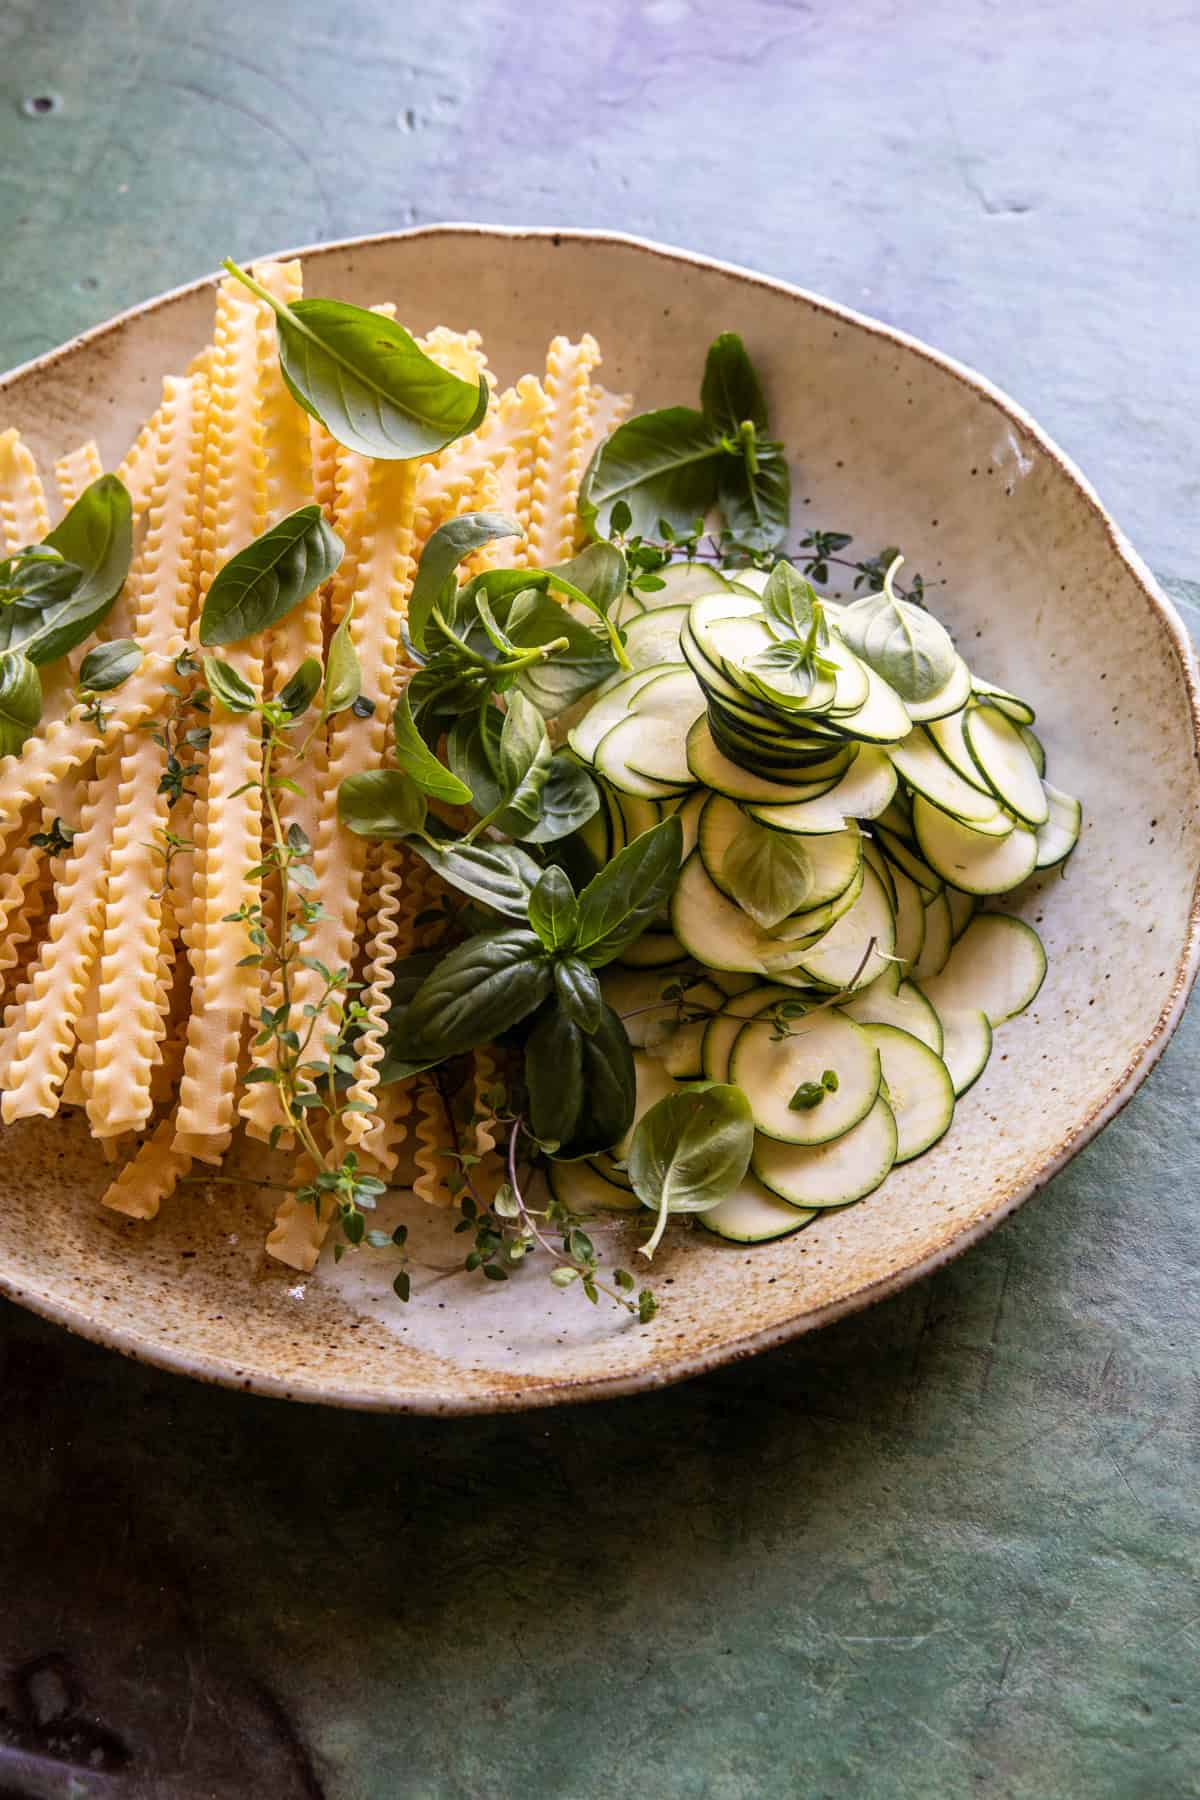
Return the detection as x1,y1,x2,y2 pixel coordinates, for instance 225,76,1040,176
789,1082,827,1111
78,638,142,693
545,540,627,620
225,261,489,462
337,769,427,838
507,592,618,713
0,652,42,756
573,814,683,967
392,687,472,804
721,813,829,930
278,656,323,717
838,557,956,703
579,406,723,540
628,1082,754,1257
700,331,769,436
405,834,541,920
202,654,257,715
528,865,578,952
0,476,133,665
404,928,553,1060
720,441,791,553
526,1000,635,1158
198,505,342,647
322,599,362,719
494,691,552,835
406,511,524,652
516,753,600,844
553,955,603,1033
761,561,818,640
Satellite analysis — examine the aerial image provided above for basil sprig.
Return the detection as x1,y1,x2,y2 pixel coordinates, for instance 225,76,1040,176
224,260,488,461
580,332,790,552
0,476,133,665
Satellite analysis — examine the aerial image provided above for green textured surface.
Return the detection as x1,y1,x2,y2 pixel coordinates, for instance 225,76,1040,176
1,2,1198,1795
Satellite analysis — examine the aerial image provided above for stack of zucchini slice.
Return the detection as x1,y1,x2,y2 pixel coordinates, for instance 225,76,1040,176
557,564,1080,1239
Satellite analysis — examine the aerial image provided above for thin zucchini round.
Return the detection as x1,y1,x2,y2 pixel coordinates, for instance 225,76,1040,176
912,796,1038,895
919,912,1047,1025
752,1093,897,1207
730,1003,881,1145
860,1022,955,1163
698,1176,817,1242
962,702,1049,826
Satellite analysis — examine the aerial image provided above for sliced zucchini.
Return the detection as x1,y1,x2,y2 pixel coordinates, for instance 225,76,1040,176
887,857,926,971
701,983,793,1081
697,794,863,915
904,654,973,723
788,862,896,992
946,885,976,940
615,1053,679,1157
890,728,1012,832
924,706,993,794
547,1158,641,1215
672,788,707,859
599,714,698,792
568,667,666,761
612,791,665,844
862,835,897,910
841,975,943,1054
860,1023,955,1163
1020,725,1046,778
919,912,1047,1025
730,1003,881,1144
821,659,911,745
752,1094,897,1208
921,1001,992,1097
576,799,610,869
621,604,689,668
1035,781,1081,868
729,568,768,596
600,966,695,1051
686,718,836,805
671,852,818,976
698,1177,817,1242
745,746,897,835
963,703,1049,827
912,796,1038,895
617,927,689,968
875,823,943,898
971,677,1035,725
644,563,740,607
910,888,953,981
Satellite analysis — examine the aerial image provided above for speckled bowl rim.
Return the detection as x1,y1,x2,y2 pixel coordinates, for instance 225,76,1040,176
2,224,1198,1413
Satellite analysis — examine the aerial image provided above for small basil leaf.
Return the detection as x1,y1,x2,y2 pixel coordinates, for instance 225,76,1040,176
337,769,427,838
719,441,791,553
78,638,142,692
278,656,323,717
494,691,552,834
700,331,769,436
0,476,133,665
322,599,362,718
199,505,342,647
404,928,552,1059
517,753,600,844
526,1001,634,1158
202,654,257,714
0,653,42,756
226,262,489,462
393,687,472,804
721,813,829,930
761,561,819,640
554,955,603,1033
546,541,628,620
839,564,956,704
528,865,578,952
405,834,541,920
447,712,504,815
574,814,683,967
579,406,724,540
406,511,525,652
629,1082,755,1256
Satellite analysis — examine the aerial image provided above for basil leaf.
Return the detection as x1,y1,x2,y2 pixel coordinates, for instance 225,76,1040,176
629,1082,755,1256
0,653,42,756
761,561,818,640
404,928,552,1060
0,476,133,665
526,1001,634,1158
701,331,769,436
517,753,600,845
719,441,790,554
574,814,683,967
337,769,427,838
322,599,362,719
377,951,452,1083
226,261,489,462
579,407,723,540
546,541,627,619
406,511,524,652
393,687,472,803
446,711,503,814
508,593,617,714
528,865,578,952
78,638,142,692
554,955,603,1032
494,691,552,834
721,813,827,930
839,578,956,703
198,505,342,647
278,656,323,717
203,654,257,714
406,834,541,920
0,545,79,611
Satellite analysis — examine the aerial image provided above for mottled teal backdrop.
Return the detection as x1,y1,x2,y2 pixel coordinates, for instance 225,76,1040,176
1,2,1197,1795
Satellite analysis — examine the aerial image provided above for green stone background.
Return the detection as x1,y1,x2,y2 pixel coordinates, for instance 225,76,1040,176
1,2,1197,1794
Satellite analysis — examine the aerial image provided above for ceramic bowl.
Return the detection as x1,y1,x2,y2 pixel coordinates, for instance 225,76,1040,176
1,227,1197,1412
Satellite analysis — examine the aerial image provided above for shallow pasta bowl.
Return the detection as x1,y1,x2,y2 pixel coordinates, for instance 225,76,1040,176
1,226,1197,1412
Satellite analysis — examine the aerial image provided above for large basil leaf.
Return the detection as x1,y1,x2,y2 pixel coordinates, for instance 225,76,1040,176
493,691,552,835
579,406,723,540
78,638,142,692
198,505,342,647
527,865,578,952
406,511,525,652
0,653,42,757
406,834,541,920
377,951,450,1084
404,929,552,1060
701,331,769,436
337,769,428,838
839,572,956,704
720,813,823,930
0,476,133,665
573,814,683,967
719,441,790,553
393,687,472,804
226,262,488,462
553,956,603,1033
447,711,503,815
517,753,600,845
526,1001,635,1158
507,591,617,714
628,1082,755,1255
